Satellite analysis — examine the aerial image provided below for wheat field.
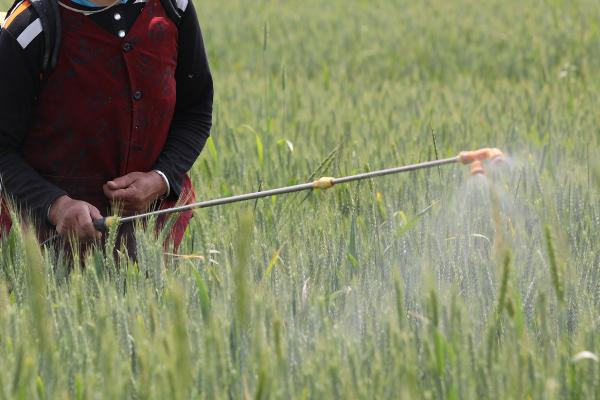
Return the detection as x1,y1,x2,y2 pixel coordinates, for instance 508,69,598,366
1,0,599,398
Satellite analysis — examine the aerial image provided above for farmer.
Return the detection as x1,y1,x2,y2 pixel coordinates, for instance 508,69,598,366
0,0,213,251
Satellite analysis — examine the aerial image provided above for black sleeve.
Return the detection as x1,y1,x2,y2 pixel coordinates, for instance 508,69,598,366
0,27,67,224
152,1,213,199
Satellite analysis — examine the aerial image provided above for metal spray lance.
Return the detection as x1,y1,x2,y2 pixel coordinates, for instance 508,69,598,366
93,147,506,232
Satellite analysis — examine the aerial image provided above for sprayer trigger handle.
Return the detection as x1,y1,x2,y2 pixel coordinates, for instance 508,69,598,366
93,218,108,232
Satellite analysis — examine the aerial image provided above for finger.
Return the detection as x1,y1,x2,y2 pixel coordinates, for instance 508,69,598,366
56,214,75,236
124,200,147,214
88,205,104,238
76,211,97,240
106,187,137,202
56,221,65,236
106,173,136,190
119,199,140,214
89,205,103,220
103,183,115,198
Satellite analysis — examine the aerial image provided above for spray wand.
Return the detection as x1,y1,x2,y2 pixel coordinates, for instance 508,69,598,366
93,147,505,232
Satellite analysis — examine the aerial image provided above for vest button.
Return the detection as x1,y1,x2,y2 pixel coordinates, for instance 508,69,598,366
122,42,132,52
133,90,143,101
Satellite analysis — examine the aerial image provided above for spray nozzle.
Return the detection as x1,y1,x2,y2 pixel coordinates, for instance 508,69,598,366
458,148,506,165
469,160,486,176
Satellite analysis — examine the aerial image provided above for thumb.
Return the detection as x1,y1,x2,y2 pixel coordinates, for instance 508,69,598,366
88,205,103,220
88,205,103,238
107,173,136,190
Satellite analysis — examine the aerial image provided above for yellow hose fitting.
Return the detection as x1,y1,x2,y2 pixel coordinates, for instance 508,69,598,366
105,216,118,228
313,177,335,190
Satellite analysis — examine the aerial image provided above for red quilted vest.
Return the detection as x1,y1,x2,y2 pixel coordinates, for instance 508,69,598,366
1,0,194,249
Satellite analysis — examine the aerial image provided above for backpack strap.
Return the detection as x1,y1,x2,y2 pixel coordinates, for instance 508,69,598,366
160,0,182,26
5,0,180,75
4,0,60,73
29,0,61,72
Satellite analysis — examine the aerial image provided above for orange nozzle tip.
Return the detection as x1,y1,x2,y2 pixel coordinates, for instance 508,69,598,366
470,160,486,176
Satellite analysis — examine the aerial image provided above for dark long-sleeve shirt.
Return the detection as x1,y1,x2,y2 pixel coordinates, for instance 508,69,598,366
0,0,213,222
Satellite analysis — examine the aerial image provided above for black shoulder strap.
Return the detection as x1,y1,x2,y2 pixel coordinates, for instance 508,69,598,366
29,0,61,73
8,0,179,75
3,0,60,74
160,0,182,26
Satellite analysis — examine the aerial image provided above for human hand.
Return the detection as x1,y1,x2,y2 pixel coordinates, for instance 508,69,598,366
103,171,168,215
48,195,103,240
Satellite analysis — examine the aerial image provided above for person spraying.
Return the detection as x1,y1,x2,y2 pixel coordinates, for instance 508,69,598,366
0,0,213,251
